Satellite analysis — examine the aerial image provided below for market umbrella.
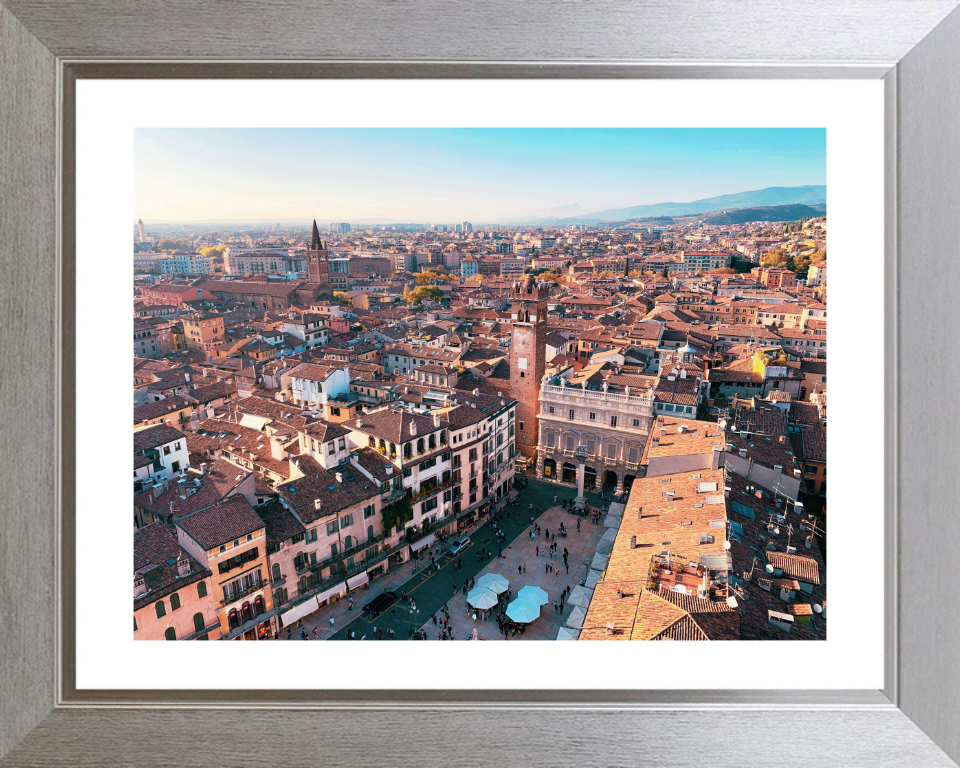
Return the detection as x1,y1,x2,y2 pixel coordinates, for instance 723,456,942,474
567,585,593,608
505,598,541,624
601,528,618,544
556,627,580,641
476,573,509,594
584,570,601,590
467,587,499,610
518,585,549,606
566,605,587,630
590,551,609,571
595,538,614,556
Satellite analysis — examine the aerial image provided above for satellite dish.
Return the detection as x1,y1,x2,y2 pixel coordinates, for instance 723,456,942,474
723,541,731,550
773,527,780,535
726,596,738,608
813,604,823,614
765,563,775,574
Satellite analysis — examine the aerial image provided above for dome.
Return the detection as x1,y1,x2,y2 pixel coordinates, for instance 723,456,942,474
678,341,695,355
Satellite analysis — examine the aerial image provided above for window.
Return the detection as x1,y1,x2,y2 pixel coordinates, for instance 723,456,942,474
196,580,207,599
587,440,595,455
165,627,176,641
171,460,180,473
155,600,166,619
326,520,339,535
193,613,205,633
134,617,138,632
340,513,354,527
606,443,617,459
700,534,715,544
568,409,575,420
628,447,639,463
548,406,555,414
566,436,575,451
589,412,596,421
633,419,640,427
547,433,555,447
170,592,181,611
364,504,375,519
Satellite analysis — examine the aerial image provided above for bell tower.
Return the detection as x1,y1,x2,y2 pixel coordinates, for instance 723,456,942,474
509,275,549,460
306,218,330,284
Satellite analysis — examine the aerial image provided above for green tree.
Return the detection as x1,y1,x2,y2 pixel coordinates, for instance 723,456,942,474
333,291,353,306
157,238,194,252
662,268,669,278
199,245,227,260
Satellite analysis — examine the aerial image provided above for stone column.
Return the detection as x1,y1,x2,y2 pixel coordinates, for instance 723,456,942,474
575,461,586,505
615,470,624,496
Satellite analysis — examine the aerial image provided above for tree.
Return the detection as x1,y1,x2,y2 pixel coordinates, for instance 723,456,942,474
416,270,438,285
333,291,353,306
157,238,194,252
662,268,669,278
730,258,754,274
407,286,443,305
199,245,227,260
761,249,789,268
711,267,736,275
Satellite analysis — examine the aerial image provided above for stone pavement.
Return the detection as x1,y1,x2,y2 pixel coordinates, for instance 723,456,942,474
276,478,615,641
419,506,608,641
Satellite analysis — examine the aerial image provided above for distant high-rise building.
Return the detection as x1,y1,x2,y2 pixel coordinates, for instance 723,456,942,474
306,218,330,284
455,223,463,232
463,221,473,232
137,218,147,243
329,222,351,233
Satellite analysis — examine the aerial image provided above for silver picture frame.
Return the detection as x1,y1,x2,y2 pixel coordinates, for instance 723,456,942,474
2,1,959,764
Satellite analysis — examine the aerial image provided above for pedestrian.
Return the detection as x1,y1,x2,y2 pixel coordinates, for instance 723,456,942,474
554,600,559,613
389,627,394,639
286,628,292,639
565,563,569,574
312,627,318,638
577,520,580,533
373,625,378,636
298,619,303,629
329,617,335,629
378,630,383,640
432,613,438,626
523,564,527,574
545,528,549,539
518,564,522,575
545,563,549,575
536,545,539,557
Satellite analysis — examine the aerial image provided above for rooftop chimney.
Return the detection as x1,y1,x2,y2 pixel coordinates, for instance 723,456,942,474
410,421,417,436
200,462,208,475
335,472,343,483
433,414,441,428
314,499,322,510
177,555,191,577
473,389,479,396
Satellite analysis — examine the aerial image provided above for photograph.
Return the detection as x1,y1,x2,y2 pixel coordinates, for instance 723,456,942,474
132,127,827,643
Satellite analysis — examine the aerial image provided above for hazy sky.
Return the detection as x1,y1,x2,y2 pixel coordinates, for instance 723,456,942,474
134,128,825,223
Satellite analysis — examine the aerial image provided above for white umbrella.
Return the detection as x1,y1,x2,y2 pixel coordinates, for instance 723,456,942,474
590,551,609,571
518,585,549,606
506,598,541,623
601,528,618,544
467,587,499,610
602,515,621,528
566,605,587,630
556,627,580,641
567,585,593,608
584,570,601,590
595,538,614,556
476,573,509,594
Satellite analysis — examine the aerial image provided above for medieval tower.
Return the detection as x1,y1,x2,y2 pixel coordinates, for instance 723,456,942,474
306,218,330,284
509,274,549,460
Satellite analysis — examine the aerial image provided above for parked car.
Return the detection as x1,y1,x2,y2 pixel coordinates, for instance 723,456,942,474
449,535,471,555
362,591,397,617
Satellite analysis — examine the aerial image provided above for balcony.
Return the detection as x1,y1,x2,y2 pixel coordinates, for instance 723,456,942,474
219,583,264,606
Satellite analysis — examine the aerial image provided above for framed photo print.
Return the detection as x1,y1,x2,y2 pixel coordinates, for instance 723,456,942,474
2,2,960,766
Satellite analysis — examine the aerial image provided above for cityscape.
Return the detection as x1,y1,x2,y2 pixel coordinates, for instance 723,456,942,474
133,129,827,642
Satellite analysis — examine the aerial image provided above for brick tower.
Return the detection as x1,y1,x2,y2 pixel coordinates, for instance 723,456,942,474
305,218,330,284
509,274,549,460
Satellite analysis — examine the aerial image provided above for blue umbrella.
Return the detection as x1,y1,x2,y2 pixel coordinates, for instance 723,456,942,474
506,598,541,624
518,585,549,606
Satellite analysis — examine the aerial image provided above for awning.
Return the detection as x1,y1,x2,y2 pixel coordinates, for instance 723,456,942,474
410,534,436,552
346,571,370,590
315,582,345,604
279,596,319,627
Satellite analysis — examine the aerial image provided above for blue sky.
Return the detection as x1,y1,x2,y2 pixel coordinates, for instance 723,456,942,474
134,128,825,222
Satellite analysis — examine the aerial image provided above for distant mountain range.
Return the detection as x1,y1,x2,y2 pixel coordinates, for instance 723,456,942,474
496,185,826,225
700,204,825,225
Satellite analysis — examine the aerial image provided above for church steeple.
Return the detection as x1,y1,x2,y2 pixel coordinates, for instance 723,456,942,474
310,218,323,251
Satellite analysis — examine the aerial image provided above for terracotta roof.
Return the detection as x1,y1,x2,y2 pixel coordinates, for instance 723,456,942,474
133,523,210,611
134,423,186,452
277,455,379,524
133,396,192,423
176,495,265,551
